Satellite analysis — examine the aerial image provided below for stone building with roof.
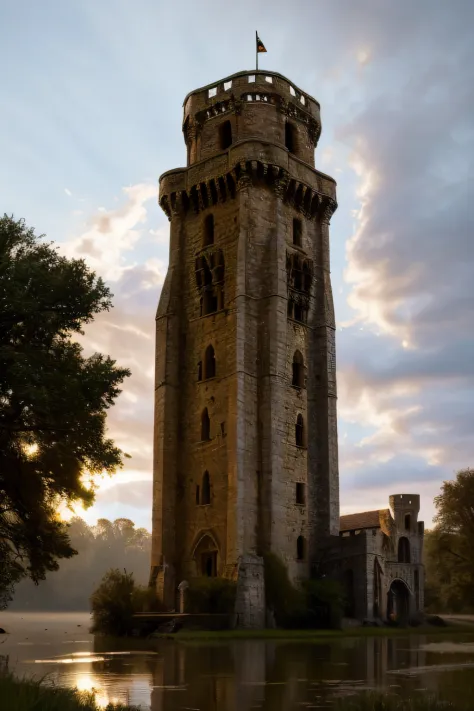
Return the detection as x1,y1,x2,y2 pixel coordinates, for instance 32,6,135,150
324,494,425,622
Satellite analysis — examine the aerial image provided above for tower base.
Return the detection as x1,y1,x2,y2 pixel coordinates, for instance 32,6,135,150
234,555,266,629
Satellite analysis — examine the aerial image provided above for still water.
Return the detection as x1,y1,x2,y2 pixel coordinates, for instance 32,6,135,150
1,612,474,710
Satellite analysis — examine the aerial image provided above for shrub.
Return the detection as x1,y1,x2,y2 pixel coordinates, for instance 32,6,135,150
90,569,161,636
186,577,237,614
263,553,344,629
304,578,345,629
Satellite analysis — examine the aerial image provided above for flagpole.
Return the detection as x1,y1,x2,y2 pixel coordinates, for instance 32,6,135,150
256,30,258,71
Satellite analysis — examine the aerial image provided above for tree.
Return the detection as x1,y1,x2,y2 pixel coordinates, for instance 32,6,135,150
0,215,131,606
425,469,474,613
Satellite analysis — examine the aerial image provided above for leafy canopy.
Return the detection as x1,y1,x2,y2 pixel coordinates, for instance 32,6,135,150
424,469,474,613
0,215,131,606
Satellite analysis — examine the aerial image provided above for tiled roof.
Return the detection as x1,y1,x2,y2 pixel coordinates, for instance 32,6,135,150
340,509,390,532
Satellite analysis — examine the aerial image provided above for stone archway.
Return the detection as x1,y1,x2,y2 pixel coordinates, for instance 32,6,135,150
192,533,219,577
387,579,411,624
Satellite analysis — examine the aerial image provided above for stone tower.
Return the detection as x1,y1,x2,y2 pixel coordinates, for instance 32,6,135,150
150,70,339,616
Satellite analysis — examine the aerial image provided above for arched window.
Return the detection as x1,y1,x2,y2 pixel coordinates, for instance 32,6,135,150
404,514,411,531
219,120,232,150
398,536,411,564
203,214,214,247
292,350,304,388
204,345,216,379
201,471,211,505
293,218,302,247
295,413,304,447
201,408,210,441
285,122,298,154
296,535,306,561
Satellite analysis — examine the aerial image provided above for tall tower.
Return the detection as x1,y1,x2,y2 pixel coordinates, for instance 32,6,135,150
151,70,339,611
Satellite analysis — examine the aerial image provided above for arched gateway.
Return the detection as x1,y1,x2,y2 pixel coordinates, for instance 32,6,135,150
387,579,411,623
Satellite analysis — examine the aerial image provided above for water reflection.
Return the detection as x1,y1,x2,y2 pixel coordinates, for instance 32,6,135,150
2,612,474,711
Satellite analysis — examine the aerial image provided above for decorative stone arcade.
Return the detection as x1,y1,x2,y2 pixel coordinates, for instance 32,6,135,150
150,70,339,627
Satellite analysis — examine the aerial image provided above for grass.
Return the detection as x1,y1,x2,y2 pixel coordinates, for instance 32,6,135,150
333,692,469,710
158,623,474,641
0,673,139,711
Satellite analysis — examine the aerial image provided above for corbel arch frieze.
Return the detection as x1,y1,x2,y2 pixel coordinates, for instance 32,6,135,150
159,161,335,221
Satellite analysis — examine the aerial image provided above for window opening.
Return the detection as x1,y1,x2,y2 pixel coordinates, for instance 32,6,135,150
292,351,304,387
265,76,273,83
219,120,232,150
398,537,411,564
285,122,297,154
204,344,216,379
224,80,232,91
208,87,217,98
203,214,214,247
404,514,411,531
293,218,302,247
295,414,304,447
296,482,305,505
201,471,211,504
289,85,296,96
248,75,255,83
201,408,210,441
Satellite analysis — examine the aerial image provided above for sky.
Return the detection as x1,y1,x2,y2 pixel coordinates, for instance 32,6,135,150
1,0,473,530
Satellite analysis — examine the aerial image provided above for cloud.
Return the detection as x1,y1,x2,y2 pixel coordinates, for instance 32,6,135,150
64,182,157,281
64,188,72,196
332,2,474,522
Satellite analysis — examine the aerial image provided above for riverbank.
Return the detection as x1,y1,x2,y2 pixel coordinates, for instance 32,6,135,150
0,675,470,711
0,673,137,711
160,623,474,641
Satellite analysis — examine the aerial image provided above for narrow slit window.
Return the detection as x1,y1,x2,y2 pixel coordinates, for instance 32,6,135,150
201,471,211,505
204,344,216,379
297,535,306,560
295,414,304,447
203,214,214,247
293,218,302,247
405,514,411,531
219,120,232,150
296,483,305,505
285,122,297,154
292,351,304,387
201,408,210,441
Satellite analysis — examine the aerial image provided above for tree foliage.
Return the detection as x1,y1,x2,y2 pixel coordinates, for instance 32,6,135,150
9,517,151,610
424,469,474,613
0,215,130,605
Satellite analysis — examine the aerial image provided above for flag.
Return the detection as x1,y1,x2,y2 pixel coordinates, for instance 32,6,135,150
256,33,267,53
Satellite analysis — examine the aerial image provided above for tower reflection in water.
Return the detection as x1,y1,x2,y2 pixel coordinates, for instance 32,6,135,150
89,635,467,710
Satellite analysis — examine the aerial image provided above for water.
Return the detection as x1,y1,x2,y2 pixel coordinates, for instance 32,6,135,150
1,612,474,710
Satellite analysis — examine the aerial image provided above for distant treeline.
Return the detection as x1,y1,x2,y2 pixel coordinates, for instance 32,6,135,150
9,517,151,611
